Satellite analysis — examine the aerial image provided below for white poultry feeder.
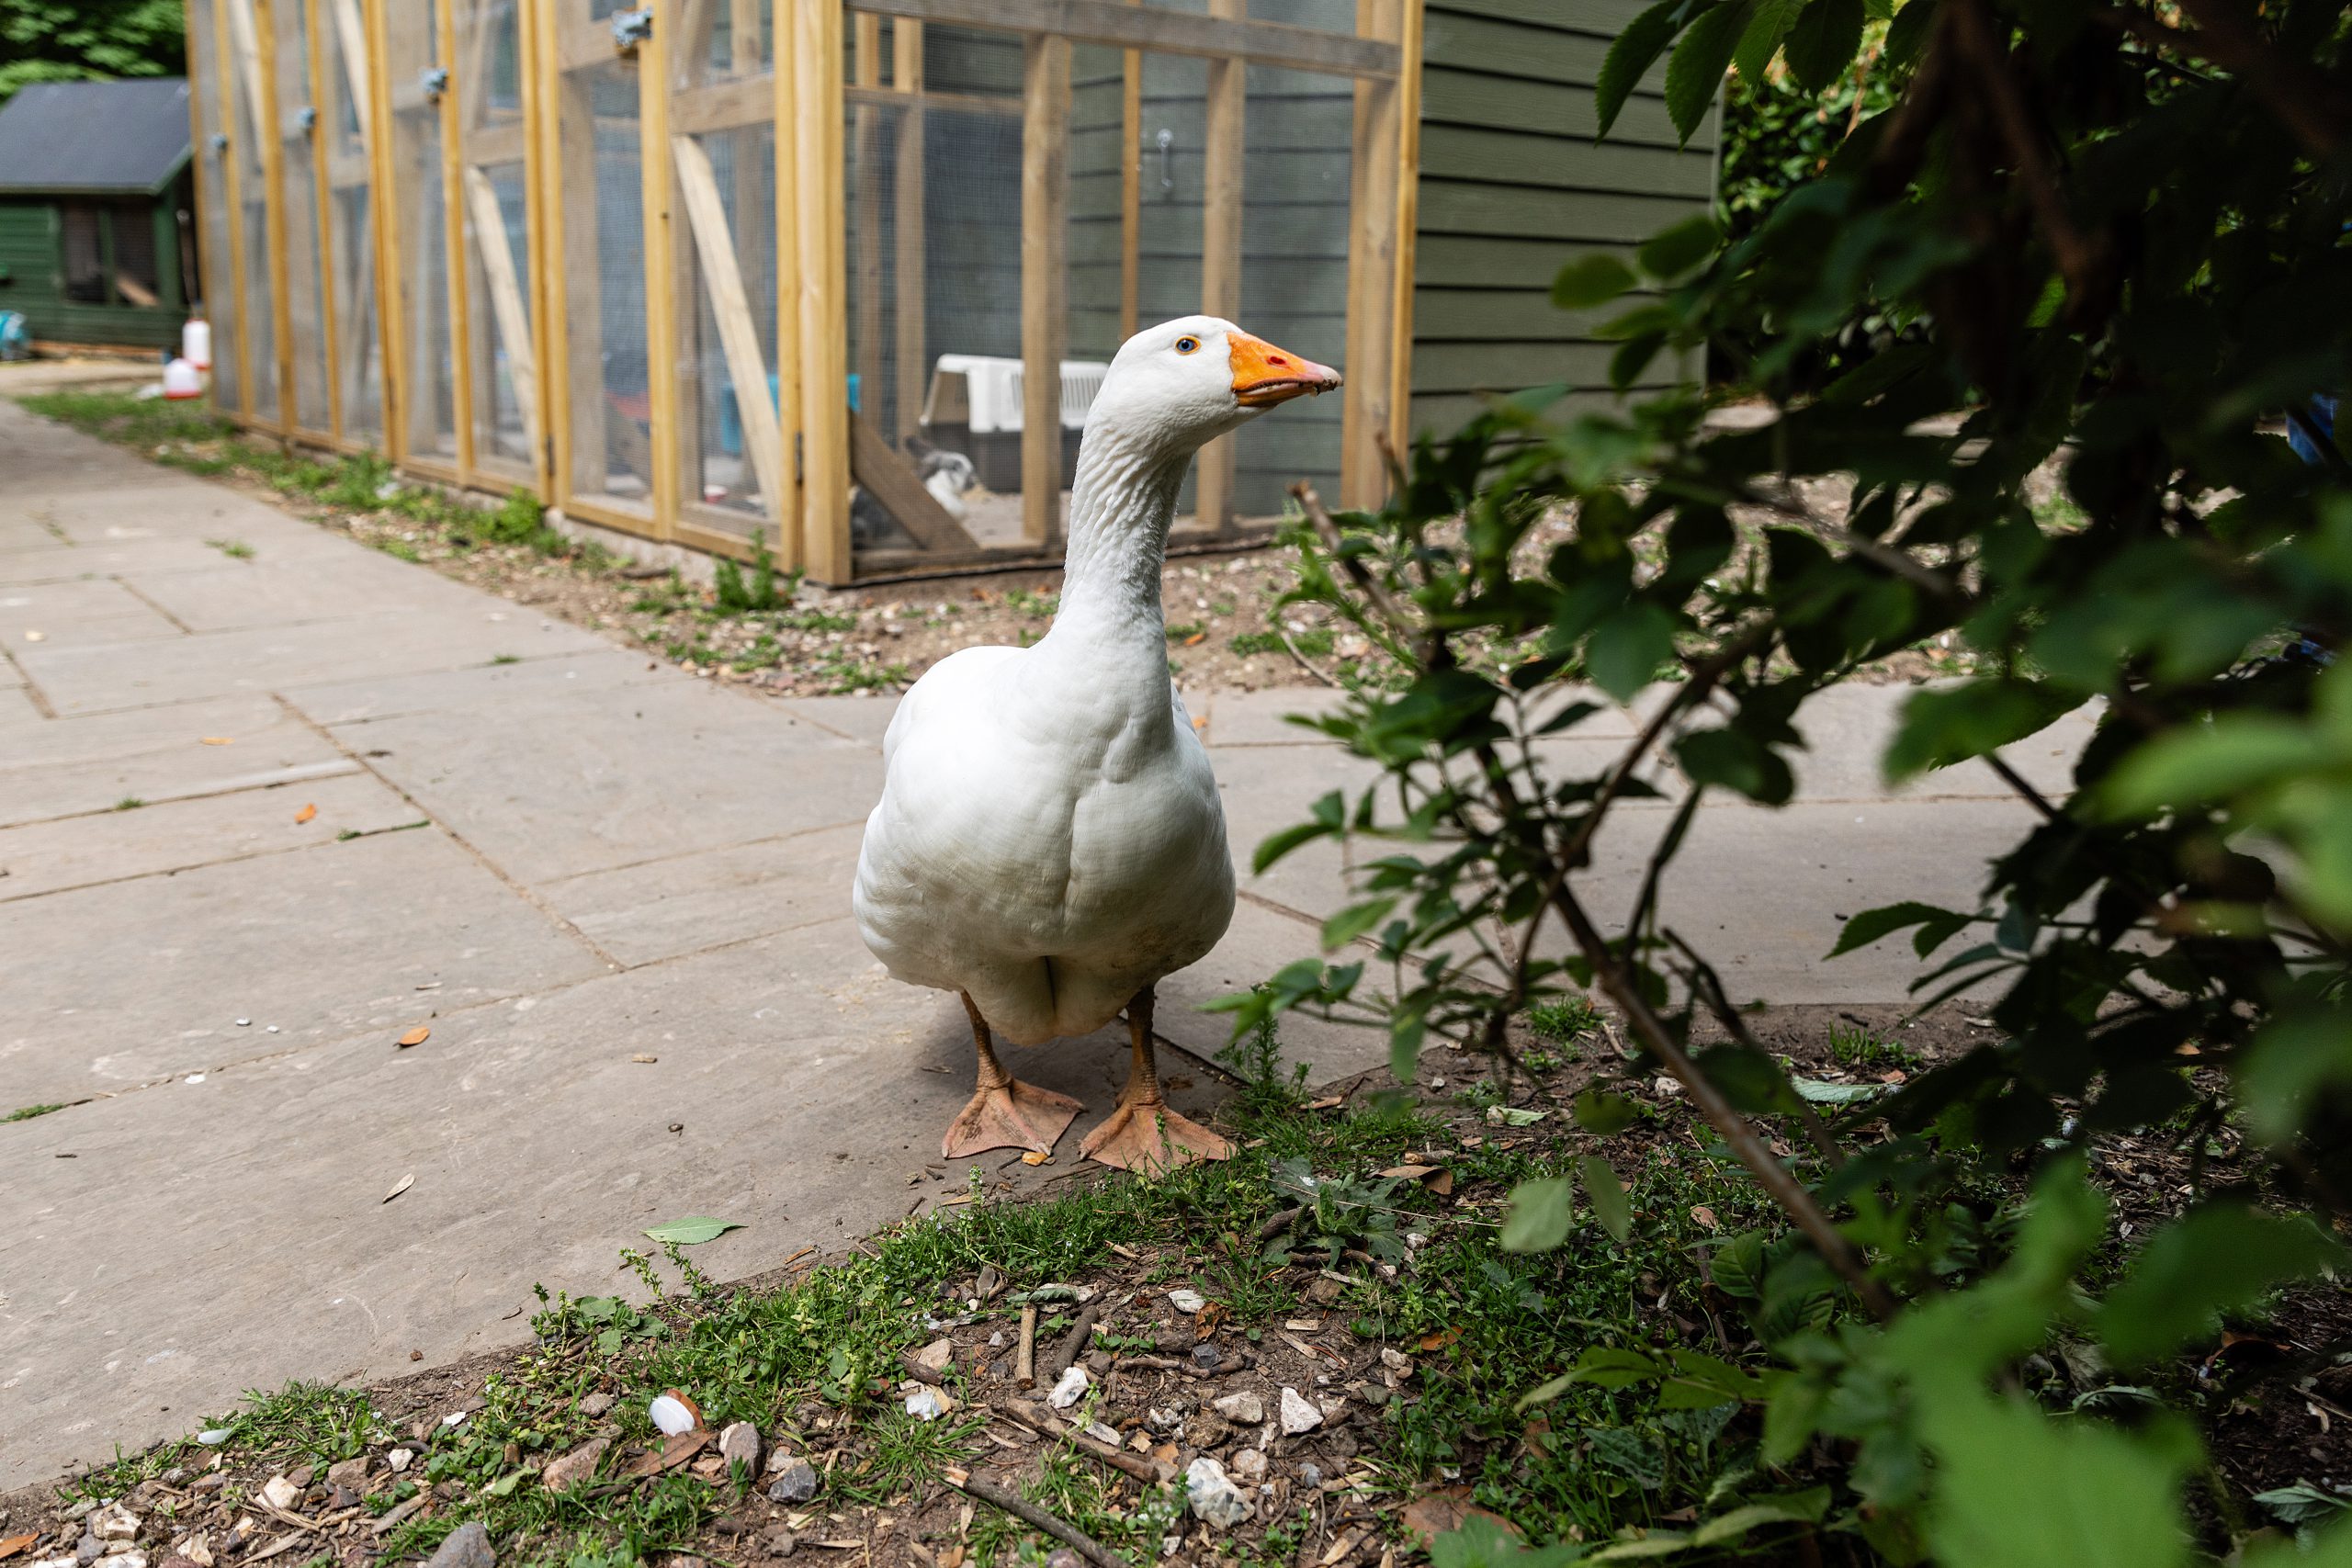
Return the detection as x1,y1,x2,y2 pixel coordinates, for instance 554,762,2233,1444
920,355,1109,493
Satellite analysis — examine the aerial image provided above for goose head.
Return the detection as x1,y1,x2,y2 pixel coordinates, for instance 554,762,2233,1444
1085,316,1341,458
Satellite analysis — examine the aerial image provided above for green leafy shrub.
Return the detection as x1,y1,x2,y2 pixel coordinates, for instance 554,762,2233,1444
1227,0,2352,1561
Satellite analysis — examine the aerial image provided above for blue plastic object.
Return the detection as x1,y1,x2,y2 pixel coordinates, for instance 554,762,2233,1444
0,311,29,362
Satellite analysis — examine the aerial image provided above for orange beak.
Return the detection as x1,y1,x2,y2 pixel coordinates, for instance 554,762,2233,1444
1228,331,1341,408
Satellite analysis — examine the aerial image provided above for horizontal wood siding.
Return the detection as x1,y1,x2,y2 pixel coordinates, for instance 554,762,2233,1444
0,199,183,349
1408,0,1717,436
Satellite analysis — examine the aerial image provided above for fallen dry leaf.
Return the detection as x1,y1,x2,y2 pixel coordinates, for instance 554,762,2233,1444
1690,1204,1719,1230
1,1533,39,1560
1379,1164,1437,1181
294,804,317,825
1419,1326,1463,1352
1308,1094,1347,1111
24,630,45,643
398,1026,430,1047
1399,1486,1517,1549
623,1427,712,1480
200,736,233,746
1182,631,1206,647
1020,1150,1050,1167
383,1173,413,1203
1190,716,1208,731
629,1053,659,1064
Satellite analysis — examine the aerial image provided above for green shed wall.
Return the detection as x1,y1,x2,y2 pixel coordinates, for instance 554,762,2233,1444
0,193,188,352
1410,0,1718,435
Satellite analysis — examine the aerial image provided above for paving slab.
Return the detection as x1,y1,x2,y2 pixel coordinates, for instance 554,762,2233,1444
18,607,611,716
120,548,514,633
292,647,692,728
0,826,611,1107
330,681,883,885
0,576,185,649
0,694,353,828
0,768,421,901
539,820,869,969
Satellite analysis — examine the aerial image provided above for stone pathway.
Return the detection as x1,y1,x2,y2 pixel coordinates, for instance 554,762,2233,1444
0,399,2088,1484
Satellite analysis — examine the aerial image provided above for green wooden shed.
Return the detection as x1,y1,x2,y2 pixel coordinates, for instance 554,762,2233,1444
0,78,200,353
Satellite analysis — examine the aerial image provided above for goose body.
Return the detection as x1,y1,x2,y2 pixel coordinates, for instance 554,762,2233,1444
852,317,1340,1168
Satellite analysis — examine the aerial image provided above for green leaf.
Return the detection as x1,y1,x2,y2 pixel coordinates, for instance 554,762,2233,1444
1828,900,1973,958
1565,1347,1663,1388
1580,1156,1633,1241
643,1216,744,1245
1710,1232,1766,1299
1587,600,1679,703
1664,1,1749,145
1320,897,1396,952
1499,1176,1577,1252
1595,0,1686,140
1919,1386,2193,1568
1791,1077,1883,1104
1692,1488,1830,1547
2098,716,2327,818
1782,0,1865,93
1637,214,1721,281
1553,253,1639,310
1573,1088,1640,1134
2236,1011,2352,1146
1253,818,1336,874
1732,0,1806,80
1884,680,2081,783
1884,0,1939,65
484,1470,531,1497
2098,1204,2347,1367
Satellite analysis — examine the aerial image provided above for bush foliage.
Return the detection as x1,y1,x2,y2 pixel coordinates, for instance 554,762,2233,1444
1232,0,2352,1561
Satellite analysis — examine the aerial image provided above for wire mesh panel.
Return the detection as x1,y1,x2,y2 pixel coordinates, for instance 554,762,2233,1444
190,0,243,415
316,0,381,446
552,31,655,515
842,18,1033,551
671,0,781,532
386,1,458,467
1227,61,1351,516
455,0,537,481
222,0,278,423
276,0,333,435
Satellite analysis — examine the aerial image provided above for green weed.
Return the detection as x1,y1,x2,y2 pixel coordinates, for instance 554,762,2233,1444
1526,996,1601,1048
207,538,255,559
1827,1022,1919,1073
114,796,144,811
6,1102,65,1122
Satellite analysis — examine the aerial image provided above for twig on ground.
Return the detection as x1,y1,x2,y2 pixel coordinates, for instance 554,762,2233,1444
1039,1302,1102,1385
1280,627,1341,688
1015,1306,1037,1389
944,1467,1125,1568
1258,1205,1305,1241
898,1351,945,1388
993,1400,1173,1483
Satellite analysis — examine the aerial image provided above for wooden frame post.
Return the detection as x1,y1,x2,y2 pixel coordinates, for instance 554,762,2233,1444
892,18,926,443
438,0,477,475
794,0,852,581
362,0,401,457
304,0,345,443
1118,19,1139,342
771,0,804,566
1339,0,1399,511
1194,0,1244,532
1389,0,1421,461
1019,31,1069,548
211,0,256,419
517,0,550,493
851,14,883,436
641,0,683,541
246,0,296,436
674,133,787,516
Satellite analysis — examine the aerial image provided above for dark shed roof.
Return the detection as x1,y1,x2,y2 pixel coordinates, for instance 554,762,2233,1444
0,79,193,197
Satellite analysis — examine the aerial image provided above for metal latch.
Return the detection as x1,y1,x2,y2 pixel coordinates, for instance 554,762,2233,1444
1153,128,1175,195
420,66,448,103
611,7,653,51
209,131,230,152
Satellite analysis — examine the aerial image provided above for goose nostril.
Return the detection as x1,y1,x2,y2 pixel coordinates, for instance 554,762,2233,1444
1270,355,1288,365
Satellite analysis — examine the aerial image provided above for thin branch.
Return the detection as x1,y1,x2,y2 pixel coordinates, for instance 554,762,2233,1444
1281,626,1342,688
1665,928,1849,1171
1949,0,2104,314
945,1468,1125,1568
1552,883,1899,1319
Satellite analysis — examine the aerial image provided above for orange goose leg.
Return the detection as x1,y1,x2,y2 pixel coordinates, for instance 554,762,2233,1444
1081,986,1232,1172
943,992,1082,1158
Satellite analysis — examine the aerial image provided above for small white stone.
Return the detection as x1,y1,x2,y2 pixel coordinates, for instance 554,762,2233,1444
1166,1288,1206,1315
1279,1386,1322,1435
904,1387,951,1422
90,1506,140,1543
385,1449,413,1473
1184,1457,1254,1529
1211,1391,1264,1425
1227,1448,1267,1483
1080,1420,1121,1447
1046,1365,1091,1410
259,1476,300,1510
718,1420,763,1470
1380,1348,1414,1375
911,1337,953,1372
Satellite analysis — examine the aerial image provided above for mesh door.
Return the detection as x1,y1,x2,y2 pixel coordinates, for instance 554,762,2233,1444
456,0,537,480
276,0,332,434
554,42,655,513
672,0,779,529
387,1,457,466
190,0,243,412
317,0,382,446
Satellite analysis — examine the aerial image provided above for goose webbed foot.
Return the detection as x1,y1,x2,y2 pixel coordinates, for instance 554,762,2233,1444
1081,984,1233,1173
944,1078,1083,1158
944,992,1080,1158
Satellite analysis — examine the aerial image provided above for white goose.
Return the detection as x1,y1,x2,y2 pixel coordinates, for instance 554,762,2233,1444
854,317,1341,1170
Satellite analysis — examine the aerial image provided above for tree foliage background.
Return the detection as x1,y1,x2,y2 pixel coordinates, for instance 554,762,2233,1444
0,0,185,105
1230,0,2352,1561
